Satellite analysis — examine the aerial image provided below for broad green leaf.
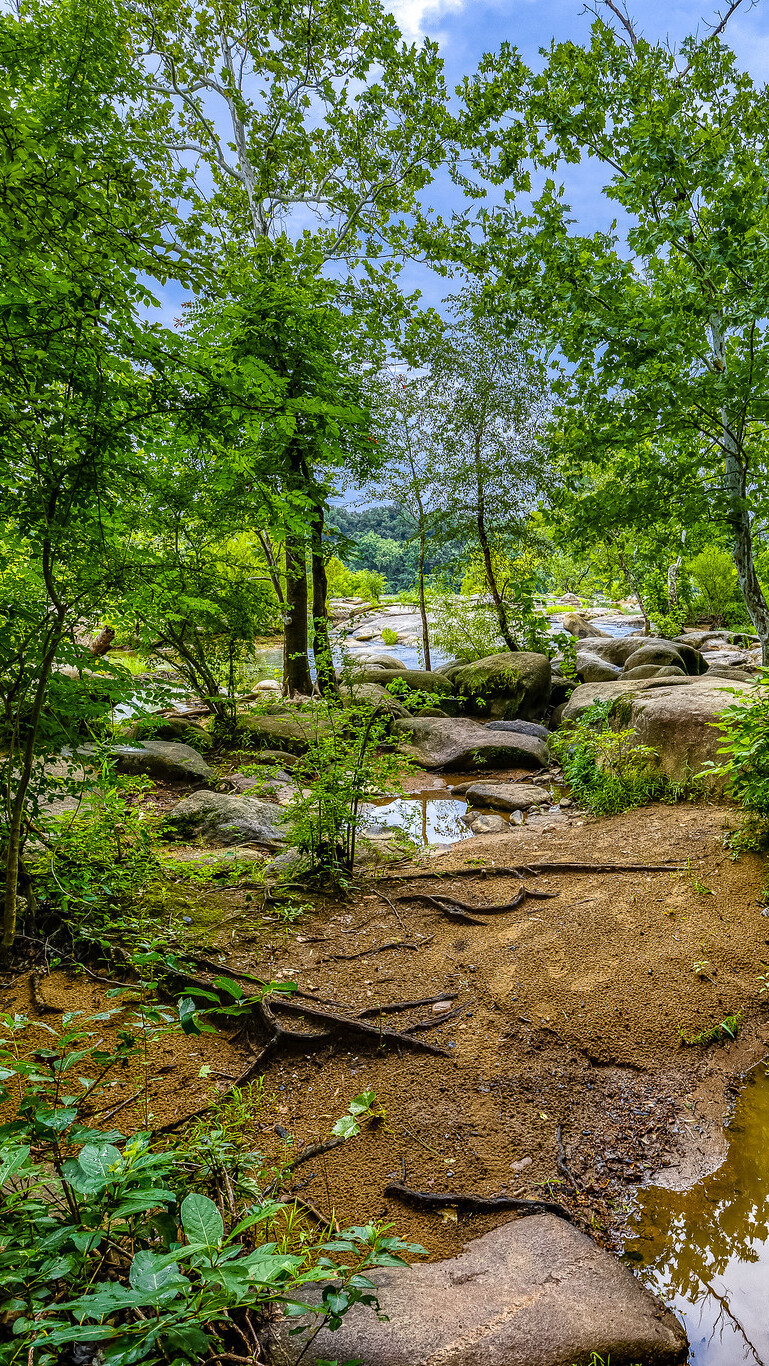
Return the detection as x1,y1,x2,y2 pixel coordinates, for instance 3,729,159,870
180,1192,224,1248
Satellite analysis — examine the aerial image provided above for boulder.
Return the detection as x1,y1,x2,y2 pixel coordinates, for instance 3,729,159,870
465,782,550,811
96,741,214,783
352,627,376,640
346,651,406,669
485,719,550,740
559,592,583,605
122,717,213,752
463,810,508,833
573,636,646,667
339,681,410,718
628,676,755,782
623,664,687,681
349,668,457,696
394,716,548,770
561,612,610,639
450,652,551,721
561,677,695,723
263,1214,687,1366
622,639,707,677
163,790,287,846
575,651,623,683
236,713,328,754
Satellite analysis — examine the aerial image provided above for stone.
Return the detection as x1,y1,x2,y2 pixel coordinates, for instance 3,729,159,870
575,651,623,683
352,627,376,640
339,681,411,718
464,810,508,833
264,1215,687,1366
163,790,287,847
90,741,214,783
485,719,550,739
561,677,694,724
559,592,583,605
464,782,550,812
622,639,707,677
623,664,687,681
451,652,551,721
561,611,611,639
350,668,457,697
394,717,548,771
255,678,282,692
628,676,755,783
122,717,213,752
572,636,646,667
249,749,301,769
236,713,329,754
346,651,406,669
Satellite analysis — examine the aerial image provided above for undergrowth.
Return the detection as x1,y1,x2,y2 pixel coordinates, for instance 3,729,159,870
551,700,667,816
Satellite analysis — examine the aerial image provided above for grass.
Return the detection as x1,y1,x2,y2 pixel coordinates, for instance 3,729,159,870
679,1012,742,1047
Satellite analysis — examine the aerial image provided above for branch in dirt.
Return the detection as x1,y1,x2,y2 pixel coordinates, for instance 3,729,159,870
357,993,458,1019
395,886,558,919
384,1181,573,1222
376,861,689,882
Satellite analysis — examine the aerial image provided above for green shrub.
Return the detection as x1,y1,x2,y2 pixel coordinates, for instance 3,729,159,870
551,700,666,815
381,626,399,645
712,673,769,817
326,556,385,603
385,676,439,714
0,1007,423,1366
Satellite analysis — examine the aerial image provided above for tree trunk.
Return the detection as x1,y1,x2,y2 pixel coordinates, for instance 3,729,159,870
310,505,338,697
615,544,650,635
90,626,115,656
417,522,432,671
473,434,517,651
283,526,313,695
667,556,682,609
257,531,285,607
3,622,63,955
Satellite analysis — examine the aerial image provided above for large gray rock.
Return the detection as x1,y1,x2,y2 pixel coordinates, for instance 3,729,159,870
561,611,611,639
562,677,694,724
575,651,623,683
350,668,457,697
465,781,550,811
628,676,755,782
451,652,551,721
486,719,550,739
263,1215,687,1366
163,790,287,846
237,713,328,754
463,810,508,833
622,638,707,677
574,635,646,667
623,664,687,681
395,717,548,770
92,741,214,783
346,650,406,669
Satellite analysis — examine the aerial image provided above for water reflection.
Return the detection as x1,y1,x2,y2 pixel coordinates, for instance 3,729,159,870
624,1063,769,1365
361,793,473,845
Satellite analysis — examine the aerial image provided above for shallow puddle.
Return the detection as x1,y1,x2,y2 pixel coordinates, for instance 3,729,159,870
362,792,473,844
624,1061,769,1364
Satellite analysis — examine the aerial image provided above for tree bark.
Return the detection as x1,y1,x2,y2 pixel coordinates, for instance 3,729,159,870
667,555,682,608
3,620,63,954
283,525,313,695
310,504,338,696
257,531,285,607
473,431,517,651
417,522,432,671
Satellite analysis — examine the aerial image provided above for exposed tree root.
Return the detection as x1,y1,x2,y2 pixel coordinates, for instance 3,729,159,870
378,861,688,882
322,939,420,962
30,970,63,1013
357,993,457,1019
402,1007,464,1033
384,1181,573,1222
267,997,450,1057
395,886,558,918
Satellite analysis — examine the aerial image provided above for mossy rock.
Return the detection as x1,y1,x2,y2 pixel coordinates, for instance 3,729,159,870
451,652,551,721
236,712,332,754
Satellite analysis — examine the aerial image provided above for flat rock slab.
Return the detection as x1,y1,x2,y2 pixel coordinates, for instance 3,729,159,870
465,782,550,811
163,790,287,847
264,1215,687,1366
394,717,548,771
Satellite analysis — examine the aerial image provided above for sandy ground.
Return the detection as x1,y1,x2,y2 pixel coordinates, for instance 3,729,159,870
5,798,769,1261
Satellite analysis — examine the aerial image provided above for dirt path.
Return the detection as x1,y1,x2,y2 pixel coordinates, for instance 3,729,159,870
5,800,769,1261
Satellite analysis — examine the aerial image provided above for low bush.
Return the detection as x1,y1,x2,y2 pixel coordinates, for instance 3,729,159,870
551,700,666,816
381,626,399,645
0,1006,423,1366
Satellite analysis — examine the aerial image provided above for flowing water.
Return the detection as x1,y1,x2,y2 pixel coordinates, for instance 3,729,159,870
624,1061,769,1365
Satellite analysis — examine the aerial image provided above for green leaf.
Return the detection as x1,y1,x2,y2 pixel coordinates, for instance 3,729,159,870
77,1143,122,1181
180,1192,224,1248
331,1114,359,1139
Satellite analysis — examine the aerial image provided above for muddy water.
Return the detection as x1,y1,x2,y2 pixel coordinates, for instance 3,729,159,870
624,1061,769,1364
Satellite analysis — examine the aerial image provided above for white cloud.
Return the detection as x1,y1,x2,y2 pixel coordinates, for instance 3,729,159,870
387,0,466,41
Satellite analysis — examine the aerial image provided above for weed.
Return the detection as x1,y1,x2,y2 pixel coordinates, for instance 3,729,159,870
381,627,399,645
331,1090,385,1139
679,1012,742,1046
551,700,666,816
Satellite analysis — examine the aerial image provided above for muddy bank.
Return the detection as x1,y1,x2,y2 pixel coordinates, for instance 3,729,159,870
6,799,769,1265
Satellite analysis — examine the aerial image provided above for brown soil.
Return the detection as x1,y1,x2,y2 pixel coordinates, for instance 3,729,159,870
6,799,769,1262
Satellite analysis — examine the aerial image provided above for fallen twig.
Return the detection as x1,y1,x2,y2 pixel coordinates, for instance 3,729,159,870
384,1181,573,1222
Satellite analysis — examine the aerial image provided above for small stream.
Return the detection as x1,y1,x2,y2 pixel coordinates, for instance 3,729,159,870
624,1061,769,1365
362,791,474,844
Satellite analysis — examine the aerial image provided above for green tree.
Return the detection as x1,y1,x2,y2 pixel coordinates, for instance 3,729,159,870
0,0,189,952
462,4,769,659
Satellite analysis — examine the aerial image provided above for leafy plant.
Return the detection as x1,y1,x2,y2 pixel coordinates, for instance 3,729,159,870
0,1007,424,1365
331,1091,384,1140
283,701,403,885
384,676,441,714
380,627,399,646
689,547,741,626
551,700,666,816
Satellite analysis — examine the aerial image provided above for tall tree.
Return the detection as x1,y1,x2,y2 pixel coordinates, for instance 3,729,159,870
460,3,769,660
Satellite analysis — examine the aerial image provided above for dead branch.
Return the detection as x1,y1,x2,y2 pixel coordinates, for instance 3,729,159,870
384,1181,573,1222
267,997,450,1057
287,1136,348,1171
